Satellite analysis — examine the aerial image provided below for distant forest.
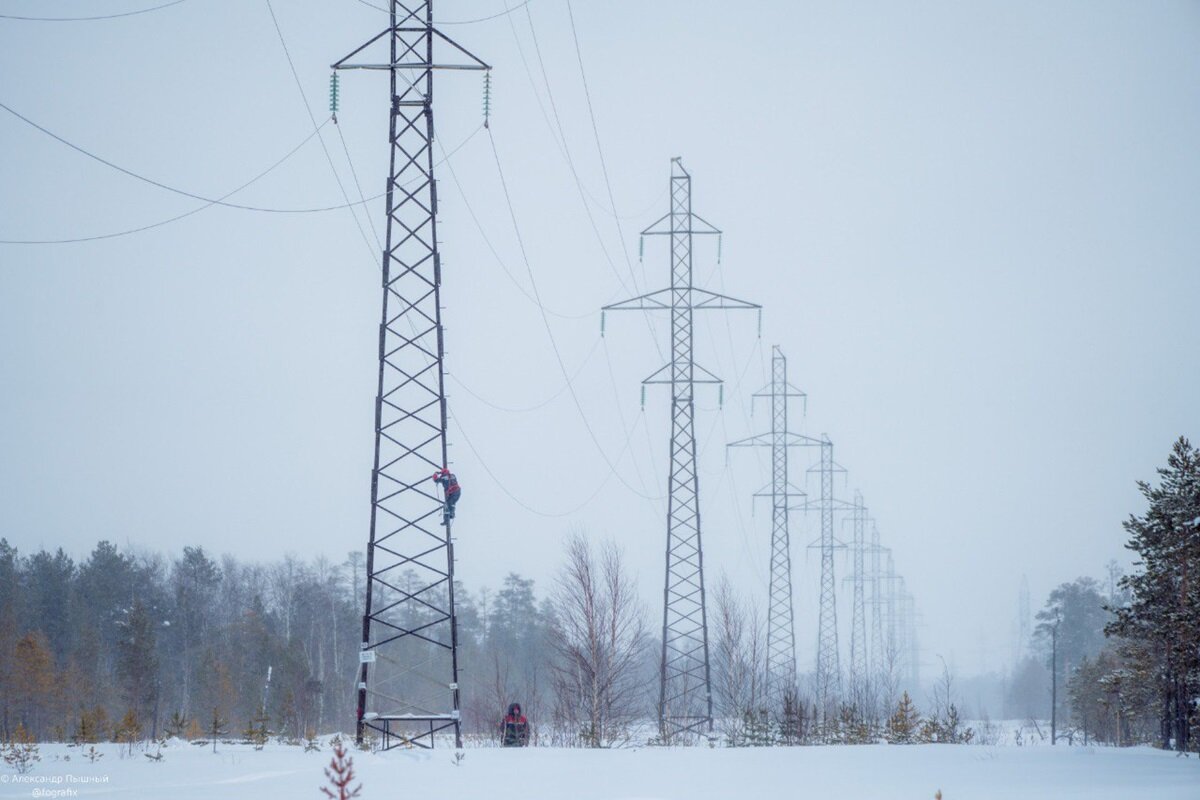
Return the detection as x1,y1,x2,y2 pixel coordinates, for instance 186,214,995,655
0,438,1195,750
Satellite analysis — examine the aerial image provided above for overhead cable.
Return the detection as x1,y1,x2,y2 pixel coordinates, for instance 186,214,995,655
0,0,187,21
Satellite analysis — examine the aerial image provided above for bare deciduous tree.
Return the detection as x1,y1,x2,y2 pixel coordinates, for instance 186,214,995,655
711,575,766,743
549,533,649,747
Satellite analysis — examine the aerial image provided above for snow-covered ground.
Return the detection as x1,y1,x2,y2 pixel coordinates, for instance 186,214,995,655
2,738,1195,800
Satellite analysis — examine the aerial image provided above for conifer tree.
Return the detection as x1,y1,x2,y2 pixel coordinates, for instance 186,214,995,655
12,632,56,739
887,691,920,744
244,706,270,750
113,710,141,757
206,708,228,754
320,737,362,800
164,712,189,740
1108,437,1200,752
116,600,159,732
2,723,40,774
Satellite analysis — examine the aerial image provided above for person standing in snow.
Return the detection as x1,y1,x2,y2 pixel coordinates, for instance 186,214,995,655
432,468,460,524
500,702,529,747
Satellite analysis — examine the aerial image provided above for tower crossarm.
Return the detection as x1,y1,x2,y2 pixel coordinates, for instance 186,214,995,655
603,287,759,312
333,27,490,72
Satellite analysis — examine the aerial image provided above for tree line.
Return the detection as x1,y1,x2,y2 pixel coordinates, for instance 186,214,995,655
1007,437,1199,751
1,438,1193,750
0,531,663,747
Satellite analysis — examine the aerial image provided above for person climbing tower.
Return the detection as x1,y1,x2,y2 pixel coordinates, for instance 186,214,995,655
432,467,460,524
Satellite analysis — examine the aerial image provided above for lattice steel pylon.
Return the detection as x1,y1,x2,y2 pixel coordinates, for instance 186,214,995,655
847,491,869,712
868,521,888,710
799,436,848,718
603,158,760,741
332,1,488,750
727,346,806,709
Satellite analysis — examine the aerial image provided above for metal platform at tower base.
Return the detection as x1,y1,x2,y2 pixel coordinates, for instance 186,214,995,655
659,713,714,743
361,712,460,750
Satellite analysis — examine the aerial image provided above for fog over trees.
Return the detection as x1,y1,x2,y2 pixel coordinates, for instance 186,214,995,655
0,438,1195,751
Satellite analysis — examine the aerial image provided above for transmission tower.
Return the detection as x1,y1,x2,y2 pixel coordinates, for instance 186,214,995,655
333,2,488,750
847,490,869,711
905,589,920,690
800,436,848,717
727,345,806,708
604,158,759,740
868,521,887,708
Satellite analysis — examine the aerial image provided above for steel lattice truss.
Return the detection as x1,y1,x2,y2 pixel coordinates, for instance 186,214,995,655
868,522,889,705
334,0,486,751
847,491,869,711
785,436,850,718
728,346,806,708
605,158,759,741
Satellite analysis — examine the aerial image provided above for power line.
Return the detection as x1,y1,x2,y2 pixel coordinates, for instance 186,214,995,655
0,114,483,244
334,121,382,251
451,398,645,519
0,118,331,245
347,0,533,25
0,97,477,215
514,1,669,367
487,128,663,502
447,337,602,414
504,3,631,298
565,0,640,288
437,135,596,320
0,0,188,22
264,0,375,266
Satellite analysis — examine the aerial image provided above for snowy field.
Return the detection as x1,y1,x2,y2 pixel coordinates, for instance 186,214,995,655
2,739,1196,800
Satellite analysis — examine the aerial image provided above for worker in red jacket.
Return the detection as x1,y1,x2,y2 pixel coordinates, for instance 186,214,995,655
432,468,461,524
500,702,529,747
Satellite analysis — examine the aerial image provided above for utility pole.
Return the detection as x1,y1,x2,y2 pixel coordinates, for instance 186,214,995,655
1017,575,1031,664
1051,609,1060,745
726,345,805,709
333,1,488,751
604,158,760,741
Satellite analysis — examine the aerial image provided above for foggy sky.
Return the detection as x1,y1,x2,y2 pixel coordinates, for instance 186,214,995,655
1,0,1198,681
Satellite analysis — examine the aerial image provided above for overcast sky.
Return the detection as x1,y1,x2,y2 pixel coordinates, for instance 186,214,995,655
1,0,1197,680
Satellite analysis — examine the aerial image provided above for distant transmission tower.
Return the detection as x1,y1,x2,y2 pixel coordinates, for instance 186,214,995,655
333,2,488,750
604,158,760,740
803,435,848,717
882,550,900,694
847,491,869,711
868,521,887,708
905,589,920,690
727,345,806,708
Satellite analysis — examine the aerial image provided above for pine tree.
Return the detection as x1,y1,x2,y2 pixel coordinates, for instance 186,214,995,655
887,691,920,744
113,709,141,757
2,723,40,774
1108,437,1200,752
184,718,204,741
206,708,228,754
72,708,103,744
243,706,270,750
12,631,57,739
164,712,189,740
116,600,160,732
320,736,362,800
778,690,807,745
